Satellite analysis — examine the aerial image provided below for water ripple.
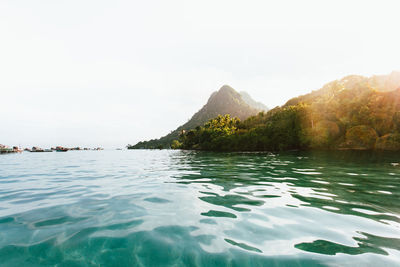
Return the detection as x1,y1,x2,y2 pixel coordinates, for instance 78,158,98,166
0,150,400,266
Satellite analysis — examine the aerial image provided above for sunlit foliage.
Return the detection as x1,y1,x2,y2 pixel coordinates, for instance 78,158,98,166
176,73,400,151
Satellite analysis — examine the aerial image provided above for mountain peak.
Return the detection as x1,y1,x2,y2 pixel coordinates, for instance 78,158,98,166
219,84,235,93
240,91,268,111
130,85,268,148
208,85,241,104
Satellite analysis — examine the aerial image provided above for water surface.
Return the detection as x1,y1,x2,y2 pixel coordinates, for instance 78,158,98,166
0,150,400,266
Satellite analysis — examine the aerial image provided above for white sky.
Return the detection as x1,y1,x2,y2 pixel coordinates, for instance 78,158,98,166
1,0,400,148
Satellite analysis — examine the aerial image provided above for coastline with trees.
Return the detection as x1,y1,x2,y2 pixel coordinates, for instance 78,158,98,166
136,72,400,152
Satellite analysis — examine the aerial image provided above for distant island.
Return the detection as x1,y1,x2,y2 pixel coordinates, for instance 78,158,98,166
128,85,268,149
129,71,400,151
0,145,104,154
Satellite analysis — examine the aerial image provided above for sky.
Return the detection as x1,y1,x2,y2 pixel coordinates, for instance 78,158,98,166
1,0,400,148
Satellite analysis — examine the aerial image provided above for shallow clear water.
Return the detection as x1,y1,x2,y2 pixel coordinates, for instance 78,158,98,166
0,150,400,266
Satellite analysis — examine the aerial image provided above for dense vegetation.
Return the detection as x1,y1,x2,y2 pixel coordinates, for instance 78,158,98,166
176,72,400,151
128,85,267,149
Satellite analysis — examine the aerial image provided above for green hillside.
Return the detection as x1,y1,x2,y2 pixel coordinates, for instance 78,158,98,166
128,85,268,149
178,72,400,151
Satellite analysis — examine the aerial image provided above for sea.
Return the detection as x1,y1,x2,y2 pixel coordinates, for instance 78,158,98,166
0,150,399,266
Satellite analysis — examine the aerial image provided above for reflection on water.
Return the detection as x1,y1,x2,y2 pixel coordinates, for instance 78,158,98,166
0,150,399,266
171,151,400,262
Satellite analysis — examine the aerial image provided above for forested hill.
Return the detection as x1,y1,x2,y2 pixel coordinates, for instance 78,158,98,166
128,85,268,149
178,71,400,151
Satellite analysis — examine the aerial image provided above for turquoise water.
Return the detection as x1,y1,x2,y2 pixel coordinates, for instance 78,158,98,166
0,150,400,266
